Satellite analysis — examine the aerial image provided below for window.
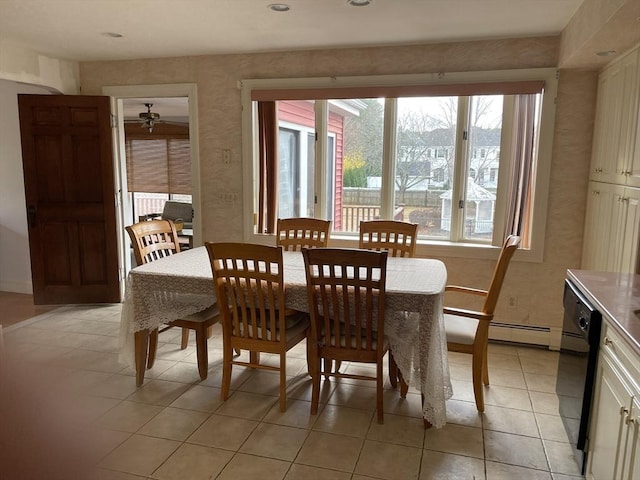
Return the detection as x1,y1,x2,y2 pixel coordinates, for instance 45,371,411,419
242,69,557,258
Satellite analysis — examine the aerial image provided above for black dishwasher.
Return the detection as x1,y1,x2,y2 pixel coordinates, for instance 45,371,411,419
556,279,602,474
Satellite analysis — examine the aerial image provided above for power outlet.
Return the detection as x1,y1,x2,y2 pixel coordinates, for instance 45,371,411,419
222,149,231,164
508,296,517,308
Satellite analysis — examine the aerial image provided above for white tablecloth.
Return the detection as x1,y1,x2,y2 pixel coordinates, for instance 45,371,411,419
119,247,452,427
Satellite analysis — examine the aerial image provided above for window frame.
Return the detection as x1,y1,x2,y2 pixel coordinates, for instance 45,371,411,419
240,68,557,262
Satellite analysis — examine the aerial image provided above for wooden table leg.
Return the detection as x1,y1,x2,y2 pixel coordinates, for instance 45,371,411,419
134,329,150,387
398,368,409,398
421,392,432,429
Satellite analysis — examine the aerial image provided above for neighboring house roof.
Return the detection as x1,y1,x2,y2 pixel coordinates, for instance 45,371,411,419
440,177,496,201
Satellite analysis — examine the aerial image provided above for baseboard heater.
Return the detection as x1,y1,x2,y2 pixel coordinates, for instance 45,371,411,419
489,322,551,347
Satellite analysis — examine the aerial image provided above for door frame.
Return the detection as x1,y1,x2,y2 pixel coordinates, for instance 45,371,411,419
102,84,200,284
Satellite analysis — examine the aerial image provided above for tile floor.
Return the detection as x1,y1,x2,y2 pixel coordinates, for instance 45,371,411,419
1,303,586,480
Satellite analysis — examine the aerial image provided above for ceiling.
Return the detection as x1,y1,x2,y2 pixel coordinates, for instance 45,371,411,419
0,0,585,62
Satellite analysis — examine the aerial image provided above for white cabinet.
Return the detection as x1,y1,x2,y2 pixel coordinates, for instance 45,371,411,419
617,49,640,188
591,60,625,183
590,47,640,186
583,45,640,272
582,182,640,273
587,322,640,480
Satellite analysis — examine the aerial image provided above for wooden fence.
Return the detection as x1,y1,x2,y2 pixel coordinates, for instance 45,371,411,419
341,205,405,232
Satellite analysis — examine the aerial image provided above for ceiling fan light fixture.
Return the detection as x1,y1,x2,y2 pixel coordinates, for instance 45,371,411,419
347,0,372,6
138,103,160,132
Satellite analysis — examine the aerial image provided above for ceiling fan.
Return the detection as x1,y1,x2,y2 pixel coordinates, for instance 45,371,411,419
138,103,160,132
124,103,188,133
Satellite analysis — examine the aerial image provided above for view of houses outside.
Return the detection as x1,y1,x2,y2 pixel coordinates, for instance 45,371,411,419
339,95,502,240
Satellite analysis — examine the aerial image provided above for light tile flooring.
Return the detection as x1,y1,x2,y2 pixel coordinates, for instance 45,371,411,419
1,303,585,480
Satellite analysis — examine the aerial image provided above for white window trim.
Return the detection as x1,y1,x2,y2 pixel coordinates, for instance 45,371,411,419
240,68,557,262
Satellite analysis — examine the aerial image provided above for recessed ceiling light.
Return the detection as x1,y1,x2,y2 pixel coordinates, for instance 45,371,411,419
268,3,290,12
595,49,617,57
347,0,372,6
102,32,123,38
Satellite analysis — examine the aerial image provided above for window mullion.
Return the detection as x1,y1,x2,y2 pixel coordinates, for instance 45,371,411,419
450,97,470,241
315,101,328,220
381,98,397,219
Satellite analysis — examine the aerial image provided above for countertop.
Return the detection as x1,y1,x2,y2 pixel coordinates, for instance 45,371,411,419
567,269,640,356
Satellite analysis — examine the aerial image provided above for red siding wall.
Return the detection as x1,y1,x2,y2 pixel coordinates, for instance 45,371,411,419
277,100,344,228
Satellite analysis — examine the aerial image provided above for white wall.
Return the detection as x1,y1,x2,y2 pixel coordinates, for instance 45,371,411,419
0,80,52,293
0,39,79,94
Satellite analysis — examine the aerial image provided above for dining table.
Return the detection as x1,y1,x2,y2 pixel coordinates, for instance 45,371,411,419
118,246,453,428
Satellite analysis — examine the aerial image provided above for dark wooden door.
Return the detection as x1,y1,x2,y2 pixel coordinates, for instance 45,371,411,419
18,94,120,305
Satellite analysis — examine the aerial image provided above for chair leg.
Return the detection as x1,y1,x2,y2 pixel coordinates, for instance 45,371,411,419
323,357,332,379
221,343,232,402
483,343,490,385
206,325,214,339
195,325,208,380
250,351,261,365
388,350,398,389
134,329,150,387
376,359,384,424
279,352,287,412
472,352,485,412
181,327,189,349
310,349,321,415
146,328,159,369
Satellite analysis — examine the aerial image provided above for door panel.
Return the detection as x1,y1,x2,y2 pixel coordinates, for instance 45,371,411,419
18,94,120,304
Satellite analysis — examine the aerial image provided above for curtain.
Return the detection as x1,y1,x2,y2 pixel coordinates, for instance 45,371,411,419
503,94,537,247
257,101,278,234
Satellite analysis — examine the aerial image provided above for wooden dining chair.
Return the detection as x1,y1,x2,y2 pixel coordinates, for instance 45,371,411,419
276,217,331,251
444,234,521,412
126,219,220,381
206,242,309,412
302,247,389,423
359,219,418,258
358,219,418,391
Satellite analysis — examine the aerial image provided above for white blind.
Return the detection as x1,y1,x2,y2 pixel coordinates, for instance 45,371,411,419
125,135,191,195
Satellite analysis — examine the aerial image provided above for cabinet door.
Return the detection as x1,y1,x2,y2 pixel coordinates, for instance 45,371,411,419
621,396,640,480
619,49,640,187
588,354,634,480
591,61,624,183
618,187,640,273
582,182,618,270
